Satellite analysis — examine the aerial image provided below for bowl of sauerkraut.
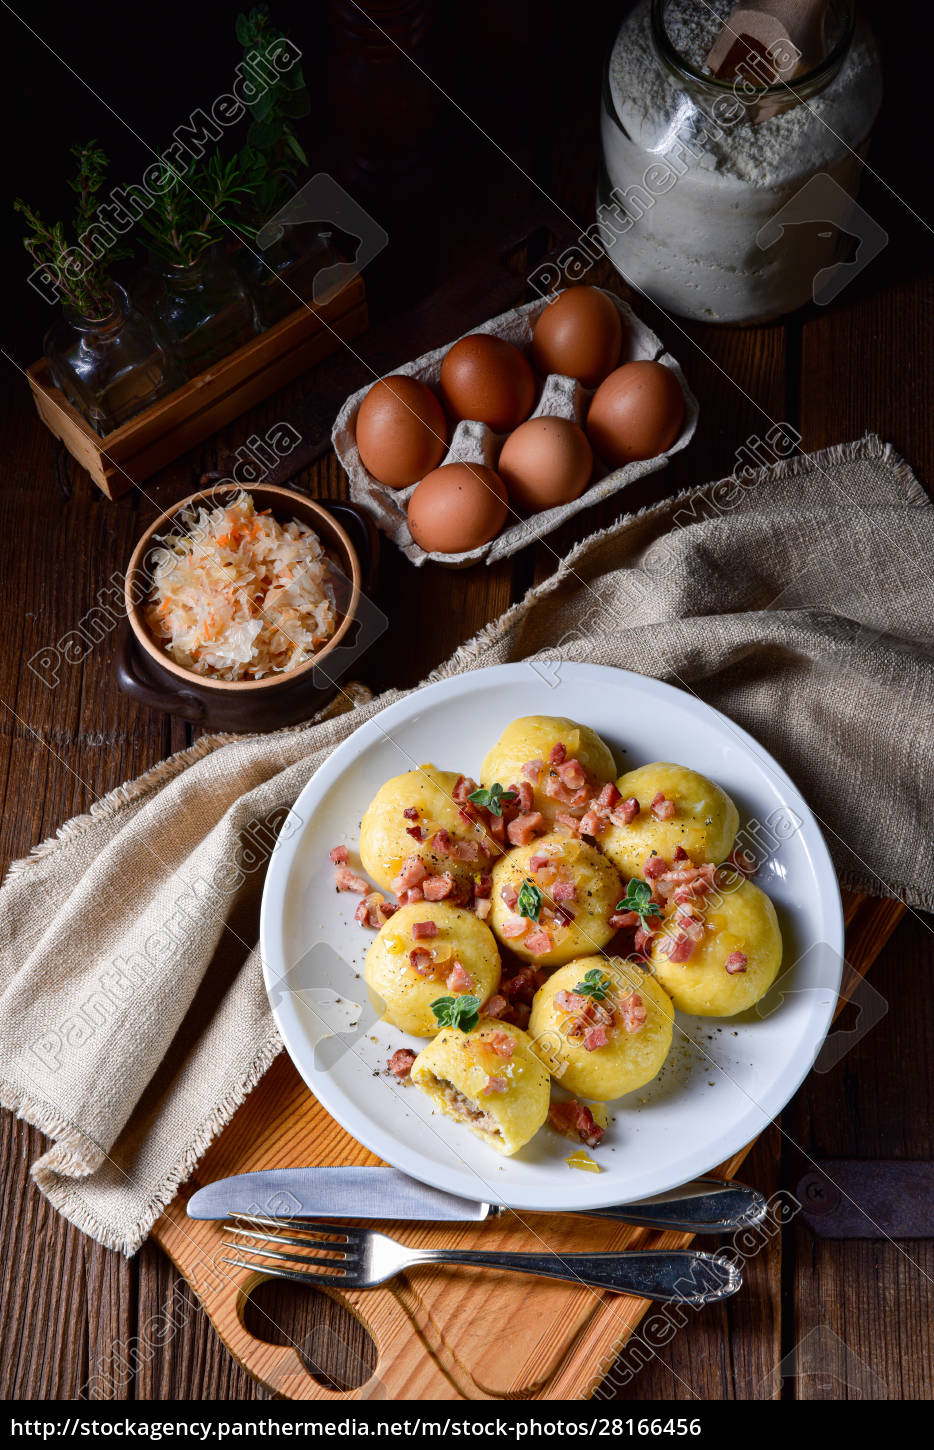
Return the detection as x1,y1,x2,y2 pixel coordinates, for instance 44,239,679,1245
122,483,366,728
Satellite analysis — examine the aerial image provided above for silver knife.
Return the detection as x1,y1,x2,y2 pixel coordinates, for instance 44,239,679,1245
187,1166,766,1234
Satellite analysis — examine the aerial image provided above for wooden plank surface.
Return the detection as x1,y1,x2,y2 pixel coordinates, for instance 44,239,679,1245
1,0,931,1404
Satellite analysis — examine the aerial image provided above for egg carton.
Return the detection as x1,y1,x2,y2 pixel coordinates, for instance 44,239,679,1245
331,290,699,568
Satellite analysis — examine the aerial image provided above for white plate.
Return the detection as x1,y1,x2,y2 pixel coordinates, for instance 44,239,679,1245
260,663,843,1211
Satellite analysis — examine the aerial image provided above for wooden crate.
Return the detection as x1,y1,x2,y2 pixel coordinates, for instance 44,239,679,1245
26,273,368,498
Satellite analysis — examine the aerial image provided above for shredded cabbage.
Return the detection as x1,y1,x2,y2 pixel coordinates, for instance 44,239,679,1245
144,491,338,681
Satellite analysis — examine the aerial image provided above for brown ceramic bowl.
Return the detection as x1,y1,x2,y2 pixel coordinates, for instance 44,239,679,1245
120,483,375,732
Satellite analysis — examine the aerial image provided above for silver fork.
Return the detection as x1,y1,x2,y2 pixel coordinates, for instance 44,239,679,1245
221,1217,742,1304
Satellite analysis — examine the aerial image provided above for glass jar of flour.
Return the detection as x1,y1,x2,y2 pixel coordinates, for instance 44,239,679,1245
598,0,882,323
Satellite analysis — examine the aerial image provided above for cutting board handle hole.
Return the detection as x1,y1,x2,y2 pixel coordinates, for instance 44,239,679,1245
243,1281,379,1393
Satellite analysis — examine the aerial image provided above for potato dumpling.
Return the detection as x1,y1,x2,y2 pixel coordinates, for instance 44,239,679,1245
411,1019,550,1155
359,764,494,894
480,715,616,826
650,877,782,1016
365,902,501,1037
528,957,673,1100
599,762,739,882
489,831,623,967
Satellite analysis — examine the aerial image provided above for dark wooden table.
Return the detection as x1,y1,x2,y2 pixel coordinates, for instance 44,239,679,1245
1,0,931,1402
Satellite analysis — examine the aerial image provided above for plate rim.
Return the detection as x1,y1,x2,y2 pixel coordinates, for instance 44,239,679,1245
260,661,844,1209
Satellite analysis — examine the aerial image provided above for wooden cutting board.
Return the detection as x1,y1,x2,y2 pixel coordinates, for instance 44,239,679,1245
152,890,904,1400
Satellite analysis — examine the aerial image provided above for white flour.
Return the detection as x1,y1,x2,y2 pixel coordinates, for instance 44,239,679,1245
599,0,882,321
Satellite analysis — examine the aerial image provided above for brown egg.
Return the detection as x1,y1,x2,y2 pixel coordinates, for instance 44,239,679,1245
531,287,624,389
355,375,447,488
439,334,535,433
497,416,593,513
407,463,509,554
587,361,685,467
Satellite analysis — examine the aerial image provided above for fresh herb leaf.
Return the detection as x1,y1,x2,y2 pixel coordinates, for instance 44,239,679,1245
517,879,543,921
432,994,481,1032
467,782,518,817
573,968,611,1001
617,878,663,925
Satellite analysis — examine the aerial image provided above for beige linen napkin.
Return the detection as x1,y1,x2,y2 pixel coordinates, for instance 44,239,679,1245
1,434,932,1254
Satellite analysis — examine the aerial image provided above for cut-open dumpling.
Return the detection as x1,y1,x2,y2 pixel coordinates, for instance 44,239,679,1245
411,1019,550,1155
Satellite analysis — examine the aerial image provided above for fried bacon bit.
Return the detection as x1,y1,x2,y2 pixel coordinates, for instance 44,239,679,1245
521,758,543,781
583,1024,610,1052
453,775,476,804
549,742,567,765
473,874,493,900
482,1075,508,1095
447,960,476,993
548,1100,604,1149
506,811,546,846
655,860,718,903
644,854,669,880
725,951,749,974
487,1030,515,1060
663,932,696,964
524,926,552,956
450,838,482,862
392,856,429,895
409,946,435,974
501,914,528,938
529,853,550,873
555,811,582,835
411,919,438,939
484,994,511,1021
729,848,758,877
398,886,424,905
430,828,452,854
552,878,577,902
673,845,688,861
596,782,621,810
514,782,534,813
500,883,519,909
329,845,349,865
613,796,640,826
423,872,456,901
650,791,676,821
634,925,655,955
388,1048,416,1080
474,898,492,921
402,807,420,821
620,991,647,1034
355,891,394,928
336,866,370,894
406,824,426,841
502,966,545,1004
609,910,640,930
555,989,590,1014
557,758,588,791
577,809,603,837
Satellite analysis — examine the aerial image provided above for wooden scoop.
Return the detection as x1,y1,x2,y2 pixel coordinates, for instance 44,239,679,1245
705,0,831,120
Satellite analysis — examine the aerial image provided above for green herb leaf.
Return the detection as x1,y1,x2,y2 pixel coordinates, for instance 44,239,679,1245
467,782,518,817
432,994,481,1032
573,968,611,1001
617,878,663,926
517,879,543,921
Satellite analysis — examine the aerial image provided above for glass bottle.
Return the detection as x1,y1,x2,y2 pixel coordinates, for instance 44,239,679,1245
149,248,259,378
598,0,882,323
43,282,182,436
237,227,343,328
